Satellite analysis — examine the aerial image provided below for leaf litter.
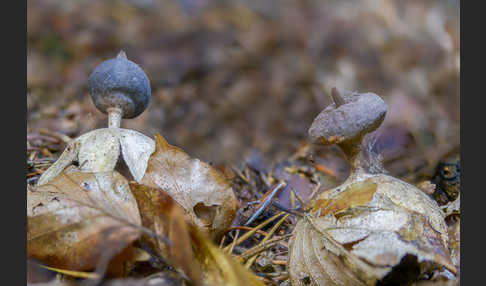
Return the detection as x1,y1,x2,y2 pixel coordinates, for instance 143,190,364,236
27,129,460,285
27,166,142,276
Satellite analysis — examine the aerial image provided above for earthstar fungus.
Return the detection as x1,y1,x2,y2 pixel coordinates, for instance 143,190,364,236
37,51,155,186
308,87,387,174
288,88,456,285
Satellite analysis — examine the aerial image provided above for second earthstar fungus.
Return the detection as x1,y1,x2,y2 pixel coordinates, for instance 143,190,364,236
288,88,457,285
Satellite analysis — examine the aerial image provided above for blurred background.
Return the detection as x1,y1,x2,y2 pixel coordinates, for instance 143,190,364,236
27,0,460,183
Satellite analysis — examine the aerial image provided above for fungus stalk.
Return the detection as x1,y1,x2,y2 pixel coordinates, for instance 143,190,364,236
338,136,365,175
107,107,122,128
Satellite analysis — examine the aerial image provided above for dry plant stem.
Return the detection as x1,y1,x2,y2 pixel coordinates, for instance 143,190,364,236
226,226,269,237
228,229,241,254
239,234,292,260
107,107,122,128
290,188,306,208
223,212,285,252
39,265,100,279
219,235,227,249
232,166,249,183
245,213,290,268
290,189,296,209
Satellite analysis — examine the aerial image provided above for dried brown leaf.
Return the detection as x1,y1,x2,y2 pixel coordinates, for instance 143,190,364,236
141,133,237,239
129,182,202,284
189,225,265,286
27,166,141,273
312,180,377,215
289,174,456,286
130,182,263,286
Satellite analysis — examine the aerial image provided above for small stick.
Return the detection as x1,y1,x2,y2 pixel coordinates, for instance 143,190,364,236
245,213,289,268
227,229,240,254
290,187,306,208
226,226,268,237
260,172,272,188
244,181,287,226
314,163,337,178
272,260,287,265
238,234,292,260
38,264,99,279
260,271,288,278
223,212,285,252
219,234,226,249
232,166,249,183
290,188,296,209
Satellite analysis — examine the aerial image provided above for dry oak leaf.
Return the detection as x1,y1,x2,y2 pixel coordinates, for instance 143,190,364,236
129,182,203,285
189,225,265,286
27,166,141,272
141,133,237,239
288,174,456,286
130,183,264,286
